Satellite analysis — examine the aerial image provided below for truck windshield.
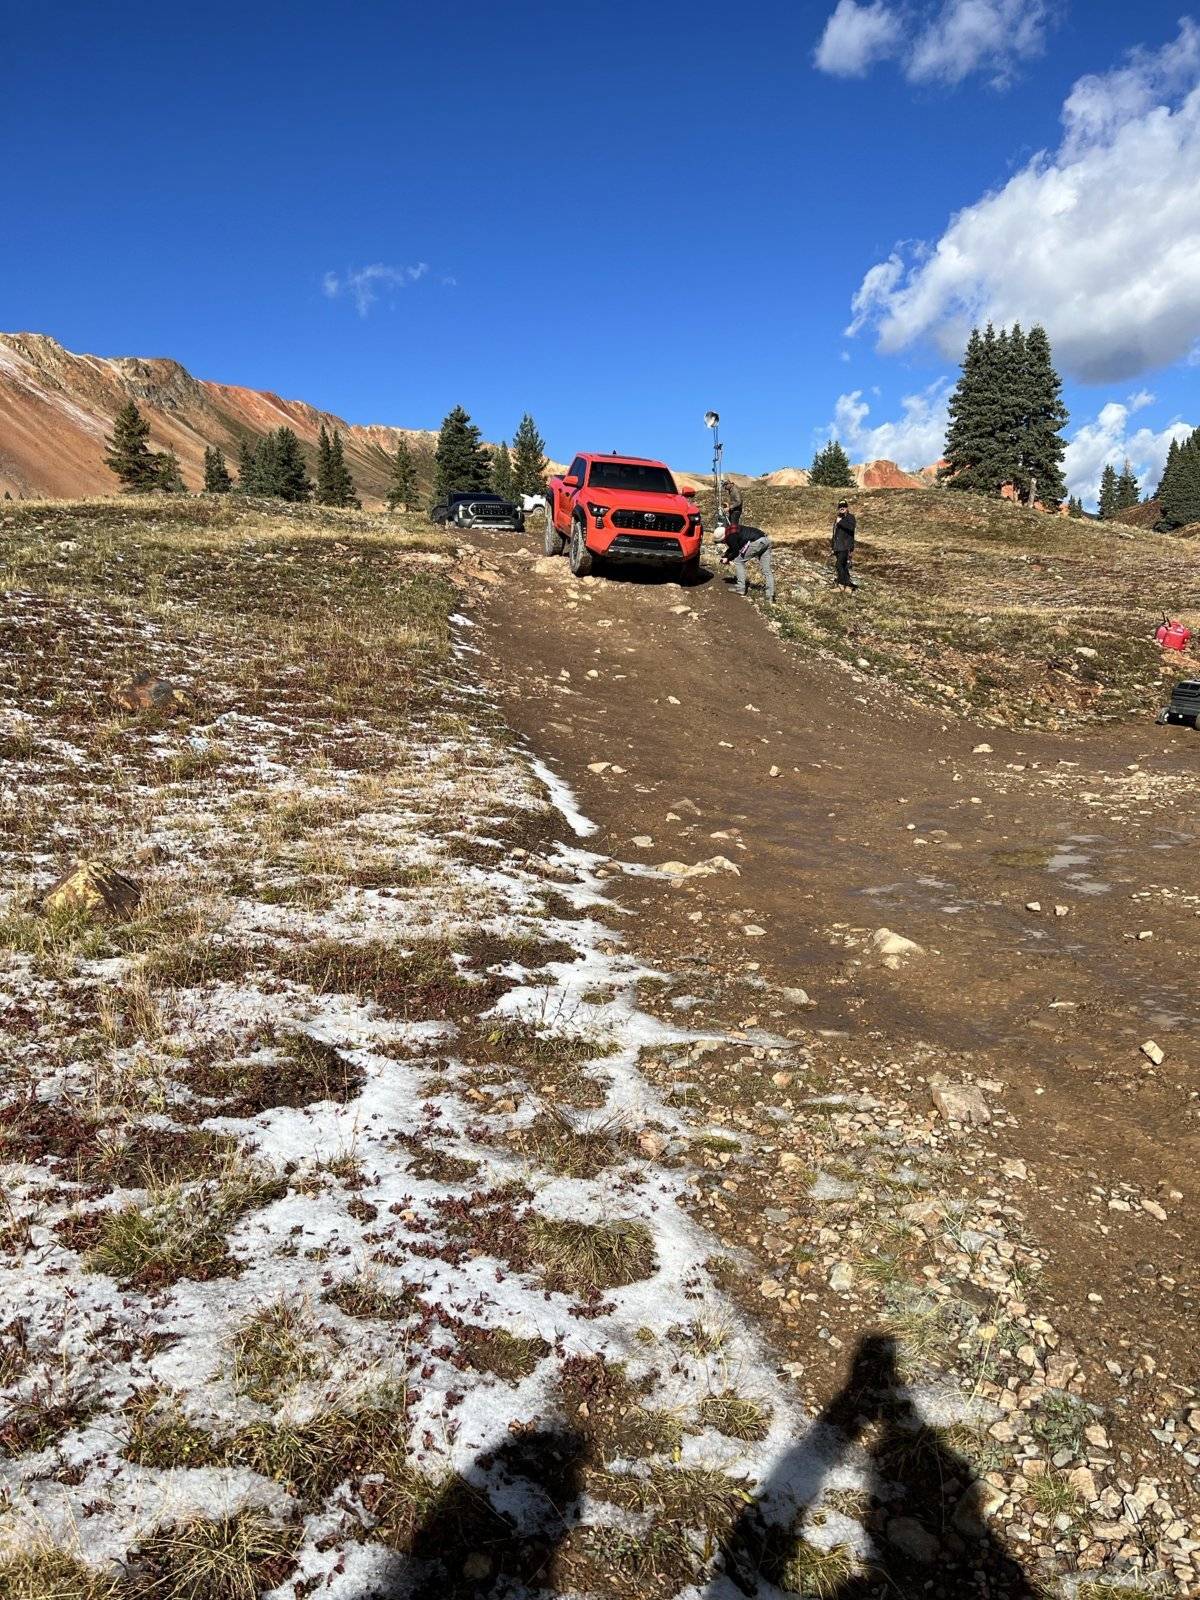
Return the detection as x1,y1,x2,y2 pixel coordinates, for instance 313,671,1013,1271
587,461,677,494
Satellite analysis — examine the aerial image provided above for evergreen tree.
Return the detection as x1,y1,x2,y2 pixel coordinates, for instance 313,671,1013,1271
1155,437,1181,504
944,325,1007,494
154,449,186,494
943,322,1068,503
1160,428,1200,530
434,405,492,501
315,425,335,504
327,429,360,508
236,437,260,493
1115,458,1140,511
104,400,157,492
203,445,232,494
1097,463,1119,520
492,441,515,500
1067,495,1085,519
386,438,417,510
1016,324,1068,505
253,432,282,495
511,412,548,498
809,439,856,487
273,427,313,502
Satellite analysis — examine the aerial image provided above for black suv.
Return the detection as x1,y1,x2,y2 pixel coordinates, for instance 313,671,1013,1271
430,491,524,531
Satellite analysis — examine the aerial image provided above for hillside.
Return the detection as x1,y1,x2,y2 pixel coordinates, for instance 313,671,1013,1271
0,333,456,503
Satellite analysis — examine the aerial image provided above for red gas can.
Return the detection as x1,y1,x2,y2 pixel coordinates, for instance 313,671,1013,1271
1155,618,1192,652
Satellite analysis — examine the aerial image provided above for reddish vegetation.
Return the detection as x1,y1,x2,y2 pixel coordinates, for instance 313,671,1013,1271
0,331,437,502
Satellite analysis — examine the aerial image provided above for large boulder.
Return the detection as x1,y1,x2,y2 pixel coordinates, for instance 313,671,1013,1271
41,860,141,920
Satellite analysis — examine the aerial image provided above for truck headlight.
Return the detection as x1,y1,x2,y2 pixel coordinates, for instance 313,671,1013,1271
587,502,610,525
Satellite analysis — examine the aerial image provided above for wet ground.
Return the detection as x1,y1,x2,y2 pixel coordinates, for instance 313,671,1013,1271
466,533,1200,1469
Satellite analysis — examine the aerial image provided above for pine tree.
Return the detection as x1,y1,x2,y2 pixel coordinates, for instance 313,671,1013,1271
1097,463,1119,520
944,325,1007,494
434,406,492,501
809,439,855,487
203,445,232,494
236,437,260,493
104,400,157,492
154,449,186,494
1067,495,1085,519
492,441,515,501
386,438,417,510
1155,437,1181,504
273,427,313,502
943,322,1068,502
511,413,548,498
327,429,360,508
315,425,335,504
1160,429,1200,530
1115,458,1140,511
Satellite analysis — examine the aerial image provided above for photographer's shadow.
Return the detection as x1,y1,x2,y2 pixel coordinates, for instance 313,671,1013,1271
721,1333,1038,1598
374,1425,584,1600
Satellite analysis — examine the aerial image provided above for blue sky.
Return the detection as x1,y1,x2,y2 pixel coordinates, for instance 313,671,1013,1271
2,0,1197,502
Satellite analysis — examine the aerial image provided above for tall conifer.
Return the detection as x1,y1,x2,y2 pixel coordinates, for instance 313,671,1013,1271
203,445,232,494
104,400,157,492
1097,463,1119,519
434,406,492,501
809,439,855,487
511,413,548,498
492,442,515,501
387,438,417,510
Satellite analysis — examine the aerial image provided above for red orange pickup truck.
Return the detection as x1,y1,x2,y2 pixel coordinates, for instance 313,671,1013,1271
544,452,703,583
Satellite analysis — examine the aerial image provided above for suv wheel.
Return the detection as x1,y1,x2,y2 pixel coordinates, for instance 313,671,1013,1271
679,554,701,586
569,518,593,577
544,511,565,556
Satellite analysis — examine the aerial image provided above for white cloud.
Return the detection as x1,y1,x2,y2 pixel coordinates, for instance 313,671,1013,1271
907,0,1049,88
322,262,430,316
1127,389,1155,413
827,377,953,468
814,0,902,77
845,20,1200,383
814,0,1047,86
1063,400,1195,508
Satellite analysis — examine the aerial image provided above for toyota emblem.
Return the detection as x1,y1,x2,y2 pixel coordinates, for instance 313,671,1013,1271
642,511,655,525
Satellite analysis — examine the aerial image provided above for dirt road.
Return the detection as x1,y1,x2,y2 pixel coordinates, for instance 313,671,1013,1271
468,533,1200,1530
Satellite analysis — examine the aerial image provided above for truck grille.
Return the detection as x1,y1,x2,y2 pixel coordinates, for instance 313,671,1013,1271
611,509,685,533
606,533,683,560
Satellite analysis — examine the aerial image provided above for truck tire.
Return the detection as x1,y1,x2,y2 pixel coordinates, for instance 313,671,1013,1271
679,554,701,586
544,512,565,556
569,518,593,578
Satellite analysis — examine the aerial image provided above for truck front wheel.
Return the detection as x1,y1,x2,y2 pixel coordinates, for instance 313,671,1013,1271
680,553,701,586
569,518,594,577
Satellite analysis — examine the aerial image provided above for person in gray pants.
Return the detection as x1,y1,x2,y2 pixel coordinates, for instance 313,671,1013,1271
720,522,775,602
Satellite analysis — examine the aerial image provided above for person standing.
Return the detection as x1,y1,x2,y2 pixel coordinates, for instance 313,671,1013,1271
723,480,744,534
719,521,775,602
831,498,857,590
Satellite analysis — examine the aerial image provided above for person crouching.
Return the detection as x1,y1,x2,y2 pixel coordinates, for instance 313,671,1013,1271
720,521,775,603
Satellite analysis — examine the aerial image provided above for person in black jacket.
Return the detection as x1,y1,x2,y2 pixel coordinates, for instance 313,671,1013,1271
831,499,857,590
719,521,775,602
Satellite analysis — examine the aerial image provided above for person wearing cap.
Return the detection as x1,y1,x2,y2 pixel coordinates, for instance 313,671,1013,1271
831,499,857,590
719,520,775,603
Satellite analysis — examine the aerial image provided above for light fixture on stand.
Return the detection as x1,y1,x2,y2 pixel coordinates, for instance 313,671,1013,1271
704,411,723,532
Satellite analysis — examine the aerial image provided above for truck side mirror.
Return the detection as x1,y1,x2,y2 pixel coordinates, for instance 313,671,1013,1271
563,475,580,489
682,486,697,498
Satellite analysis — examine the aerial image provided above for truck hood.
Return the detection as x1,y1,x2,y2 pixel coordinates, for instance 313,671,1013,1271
585,488,692,512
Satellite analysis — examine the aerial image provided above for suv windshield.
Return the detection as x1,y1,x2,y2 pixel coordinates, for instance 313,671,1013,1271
451,491,501,502
587,461,677,495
